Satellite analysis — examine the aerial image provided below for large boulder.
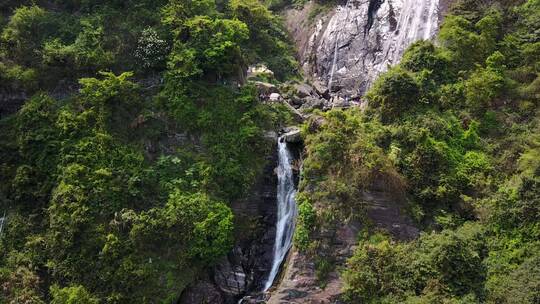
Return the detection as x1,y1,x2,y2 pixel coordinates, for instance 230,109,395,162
282,127,302,143
253,81,279,95
294,83,314,98
299,96,326,111
247,64,274,80
330,96,349,108
281,100,306,122
311,80,330,100
289,95,305,108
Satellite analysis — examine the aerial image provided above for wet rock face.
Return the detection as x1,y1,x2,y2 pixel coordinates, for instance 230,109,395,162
282,127,302,144
178,281,225,304
267,190,419,303
0,88,27,118
217,147,280,300
267,222,360,304
291,0,441,97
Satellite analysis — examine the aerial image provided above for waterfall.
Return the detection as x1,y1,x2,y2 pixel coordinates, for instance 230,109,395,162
377,0,439,77
424,0,439,40
263,136,298,291
389,0,439,58
0,212,6,235
327,0,352,92
327,35,340,91
310,0,440,96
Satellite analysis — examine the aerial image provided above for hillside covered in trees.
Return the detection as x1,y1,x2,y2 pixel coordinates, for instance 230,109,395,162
0,0,539,303
296,0,540,303
0,0,296,302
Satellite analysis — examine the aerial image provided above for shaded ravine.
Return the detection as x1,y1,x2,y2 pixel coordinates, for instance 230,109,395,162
263,135,298,291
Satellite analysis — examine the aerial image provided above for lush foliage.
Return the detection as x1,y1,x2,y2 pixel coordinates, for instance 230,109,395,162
297,0,540,302
343,224,487,303
1,0,539,302
0,0,296,302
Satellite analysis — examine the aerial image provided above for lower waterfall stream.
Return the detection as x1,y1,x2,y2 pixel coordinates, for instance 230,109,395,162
263,135,298,291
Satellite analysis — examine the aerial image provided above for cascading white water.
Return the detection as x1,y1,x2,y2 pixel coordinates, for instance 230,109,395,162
327,34,340,91
424,0,439,40
310,0,440,95
383,0,439,65
327,0,352,91
0,212,5,235
263,136,297,291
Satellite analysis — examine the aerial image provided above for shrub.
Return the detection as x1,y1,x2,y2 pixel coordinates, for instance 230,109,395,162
50,285,99,304
1,5,54,65
465,65,505,111
367,68,420,121
294,193,316,252
134,27,170,70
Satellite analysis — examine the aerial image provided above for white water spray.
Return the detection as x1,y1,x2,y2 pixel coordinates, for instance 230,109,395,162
382,0,439,67
327,0,353,91
0,212,6,236
424,0,439,40
263,136,297,291
328,35,340,91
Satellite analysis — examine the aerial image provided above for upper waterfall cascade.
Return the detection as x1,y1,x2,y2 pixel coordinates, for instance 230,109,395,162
0,212,5,236
307,0,440,96
263,136,298,291
327,0,353,90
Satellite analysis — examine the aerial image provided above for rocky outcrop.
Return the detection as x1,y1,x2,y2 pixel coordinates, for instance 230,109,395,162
247,64,275,80
285,0,450,97
268,222,360,304
254,81,279,95
282,127,302,143
178,280,224,304
267,189,418,303
363,191,419,240
299,96,325,111
294,83,315,98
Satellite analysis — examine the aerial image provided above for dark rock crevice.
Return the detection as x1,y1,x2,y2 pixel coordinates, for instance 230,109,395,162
0,88,27,118
364,0,385,36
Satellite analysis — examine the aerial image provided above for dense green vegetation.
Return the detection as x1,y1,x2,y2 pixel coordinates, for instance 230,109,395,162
0,0,295,302
297,0,540,302
1,0,539,302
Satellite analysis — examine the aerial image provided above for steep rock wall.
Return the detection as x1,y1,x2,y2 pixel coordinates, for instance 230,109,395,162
285,0,448,97
267,190,418,303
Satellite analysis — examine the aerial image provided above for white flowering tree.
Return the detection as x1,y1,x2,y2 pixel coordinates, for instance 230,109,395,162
134,27,170,70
